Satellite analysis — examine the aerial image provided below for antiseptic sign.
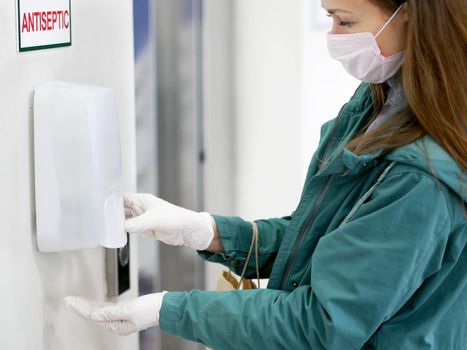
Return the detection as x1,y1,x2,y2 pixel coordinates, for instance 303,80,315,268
17,0,72,52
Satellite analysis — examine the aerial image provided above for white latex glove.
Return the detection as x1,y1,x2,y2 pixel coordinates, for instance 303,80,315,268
123,193,215,251
64,292,167,336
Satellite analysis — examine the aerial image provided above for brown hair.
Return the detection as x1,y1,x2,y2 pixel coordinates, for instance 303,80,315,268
346,0,467,171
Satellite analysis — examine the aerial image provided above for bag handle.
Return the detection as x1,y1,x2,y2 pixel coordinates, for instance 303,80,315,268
237,221,260,289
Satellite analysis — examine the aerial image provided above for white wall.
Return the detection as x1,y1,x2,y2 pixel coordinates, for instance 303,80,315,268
0,1,138,350
203,0,305,291
232,0,305,220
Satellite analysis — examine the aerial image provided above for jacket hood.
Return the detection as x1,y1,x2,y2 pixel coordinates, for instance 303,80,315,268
323,83,465,202
386,135,466,202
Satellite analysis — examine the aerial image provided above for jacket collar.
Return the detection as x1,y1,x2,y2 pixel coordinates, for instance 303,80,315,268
317,148,383,177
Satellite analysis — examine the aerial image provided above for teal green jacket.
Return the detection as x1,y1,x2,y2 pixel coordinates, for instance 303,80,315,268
160,84,466,349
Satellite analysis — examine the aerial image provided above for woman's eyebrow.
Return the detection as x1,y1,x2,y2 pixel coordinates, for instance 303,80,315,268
321,5,353,15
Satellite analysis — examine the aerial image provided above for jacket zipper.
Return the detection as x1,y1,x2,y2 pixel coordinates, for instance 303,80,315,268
279,174,336,290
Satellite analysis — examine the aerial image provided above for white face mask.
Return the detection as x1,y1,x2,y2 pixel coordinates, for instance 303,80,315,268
327,4,405,84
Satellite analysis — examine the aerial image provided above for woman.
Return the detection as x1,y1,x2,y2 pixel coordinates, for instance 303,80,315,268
66,0,466,348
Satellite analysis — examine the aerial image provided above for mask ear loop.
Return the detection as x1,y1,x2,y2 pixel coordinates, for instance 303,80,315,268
375,3,405,38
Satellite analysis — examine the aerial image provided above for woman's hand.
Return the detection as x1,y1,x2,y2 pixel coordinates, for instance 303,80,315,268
64,292,167,336
205,217,225,253
123,193,215,251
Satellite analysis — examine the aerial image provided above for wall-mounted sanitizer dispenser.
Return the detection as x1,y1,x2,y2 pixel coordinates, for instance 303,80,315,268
34,82,127,253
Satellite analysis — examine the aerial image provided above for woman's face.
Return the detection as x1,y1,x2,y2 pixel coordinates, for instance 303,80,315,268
321,0,409,56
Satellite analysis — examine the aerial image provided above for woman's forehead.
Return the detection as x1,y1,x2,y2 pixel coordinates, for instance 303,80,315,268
321,0,362,12
322,0,388,17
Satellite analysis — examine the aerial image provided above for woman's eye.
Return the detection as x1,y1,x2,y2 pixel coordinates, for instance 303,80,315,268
325,13,352,27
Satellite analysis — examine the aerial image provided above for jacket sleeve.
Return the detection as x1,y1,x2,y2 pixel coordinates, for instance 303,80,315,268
198,215,292,278
160,171,452,349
